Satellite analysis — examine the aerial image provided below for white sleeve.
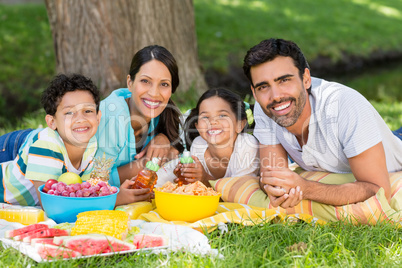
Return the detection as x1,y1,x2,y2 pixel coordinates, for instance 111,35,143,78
252,102,280,145
227,134,260,177
337,90,382,158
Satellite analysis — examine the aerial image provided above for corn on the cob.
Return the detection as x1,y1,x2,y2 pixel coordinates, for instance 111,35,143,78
71,210,129,240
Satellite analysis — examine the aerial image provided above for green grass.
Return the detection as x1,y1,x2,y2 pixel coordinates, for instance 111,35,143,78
194,0,402,71
1,221,402,267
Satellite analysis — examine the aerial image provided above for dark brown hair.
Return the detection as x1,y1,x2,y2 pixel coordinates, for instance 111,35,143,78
129,45,183,152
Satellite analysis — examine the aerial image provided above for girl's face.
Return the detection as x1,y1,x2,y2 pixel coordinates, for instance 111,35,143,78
127,59,172,122
46,90,101,148
195,96,246,147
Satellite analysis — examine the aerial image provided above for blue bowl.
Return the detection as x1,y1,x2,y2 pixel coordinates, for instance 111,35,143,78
39,185,119,223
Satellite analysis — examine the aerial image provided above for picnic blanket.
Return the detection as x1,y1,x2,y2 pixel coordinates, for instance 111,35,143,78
139,171,402,231
210,170,402,226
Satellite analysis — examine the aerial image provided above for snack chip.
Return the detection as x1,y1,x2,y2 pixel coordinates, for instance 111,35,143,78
155,181,220,196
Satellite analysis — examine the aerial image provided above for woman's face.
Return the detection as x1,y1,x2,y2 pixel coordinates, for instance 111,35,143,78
127,59,172,122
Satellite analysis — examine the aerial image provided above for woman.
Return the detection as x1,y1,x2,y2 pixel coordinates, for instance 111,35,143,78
95,45,184,205
0,45,184,205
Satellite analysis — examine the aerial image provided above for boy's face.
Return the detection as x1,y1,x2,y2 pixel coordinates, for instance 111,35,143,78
45,90,101,148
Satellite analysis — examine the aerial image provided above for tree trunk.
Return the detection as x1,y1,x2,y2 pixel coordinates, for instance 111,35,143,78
45,0,207,96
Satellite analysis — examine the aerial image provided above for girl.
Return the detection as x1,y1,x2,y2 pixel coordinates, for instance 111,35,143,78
176,88,259,187
95,45,184,205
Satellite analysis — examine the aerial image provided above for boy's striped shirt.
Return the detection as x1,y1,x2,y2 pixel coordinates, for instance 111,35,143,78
1,128,97,206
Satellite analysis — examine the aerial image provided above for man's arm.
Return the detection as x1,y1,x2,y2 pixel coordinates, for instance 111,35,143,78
259,143,292,204
265,142,390,206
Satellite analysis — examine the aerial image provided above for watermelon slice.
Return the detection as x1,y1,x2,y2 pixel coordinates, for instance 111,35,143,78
5,224,48,239
22,228,70,243
13,226,49,241
35,243,81,260
132,234,169,249
61,234,135,256
52,236,70,246
31,237,58,247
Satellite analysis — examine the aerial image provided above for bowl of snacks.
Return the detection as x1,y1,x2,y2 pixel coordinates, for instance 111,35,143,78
39,179,119,224
154,181,221,222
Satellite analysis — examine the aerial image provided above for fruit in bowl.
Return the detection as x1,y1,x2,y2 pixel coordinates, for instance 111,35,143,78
39,184,119,223
57,172,82,185
154,181,221,222
45,180,118,197
39,154,118,223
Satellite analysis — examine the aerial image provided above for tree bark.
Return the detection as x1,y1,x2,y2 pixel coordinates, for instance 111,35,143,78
45,0,207,96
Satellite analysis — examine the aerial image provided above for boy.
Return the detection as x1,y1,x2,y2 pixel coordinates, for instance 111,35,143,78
0,73,101,206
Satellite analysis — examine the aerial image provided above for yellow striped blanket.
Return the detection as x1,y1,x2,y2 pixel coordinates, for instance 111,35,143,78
139,171,402,231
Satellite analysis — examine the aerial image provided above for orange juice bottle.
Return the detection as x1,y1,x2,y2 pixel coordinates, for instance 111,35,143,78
0,204,45,225
131,157,160,192
174,150,195,186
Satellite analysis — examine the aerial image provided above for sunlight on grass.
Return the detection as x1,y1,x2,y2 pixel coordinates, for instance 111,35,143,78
352,0,402,18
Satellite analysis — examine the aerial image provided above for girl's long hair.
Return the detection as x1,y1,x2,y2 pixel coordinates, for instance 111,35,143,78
129,45,184,153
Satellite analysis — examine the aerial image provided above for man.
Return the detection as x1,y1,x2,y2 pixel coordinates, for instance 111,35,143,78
243,38,402,208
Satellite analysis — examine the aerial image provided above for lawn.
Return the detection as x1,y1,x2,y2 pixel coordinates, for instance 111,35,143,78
1,220,402,267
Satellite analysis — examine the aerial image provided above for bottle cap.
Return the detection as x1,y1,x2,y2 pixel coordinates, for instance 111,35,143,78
181,150,194,164
146,157,160,172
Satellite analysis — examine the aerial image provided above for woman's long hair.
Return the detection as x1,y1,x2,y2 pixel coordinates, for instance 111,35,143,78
129,45,184,152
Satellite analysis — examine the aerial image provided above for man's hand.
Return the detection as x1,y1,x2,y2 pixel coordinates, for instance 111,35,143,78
260,166,305,208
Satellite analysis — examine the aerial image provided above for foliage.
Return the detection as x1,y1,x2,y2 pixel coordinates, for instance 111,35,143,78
0,4,54,125
194,0,402,71
1,220,402,267
1,1,402,128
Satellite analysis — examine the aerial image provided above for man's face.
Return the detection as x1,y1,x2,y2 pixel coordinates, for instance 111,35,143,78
250,56,311,127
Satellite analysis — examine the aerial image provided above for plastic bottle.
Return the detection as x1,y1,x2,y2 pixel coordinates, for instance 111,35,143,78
0,204,45,225
174,150,195,186
131,157,160,192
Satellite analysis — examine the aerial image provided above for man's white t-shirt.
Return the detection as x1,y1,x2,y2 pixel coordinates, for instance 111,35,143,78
253,77,402,173
190,133,260,178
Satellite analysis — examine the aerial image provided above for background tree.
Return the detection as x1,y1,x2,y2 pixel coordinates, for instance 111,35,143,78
44,0,207,96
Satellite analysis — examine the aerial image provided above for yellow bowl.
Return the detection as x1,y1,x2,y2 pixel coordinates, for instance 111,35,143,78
154,190,221,222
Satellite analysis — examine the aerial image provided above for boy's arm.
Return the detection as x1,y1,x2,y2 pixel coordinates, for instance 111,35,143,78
33,180,46,208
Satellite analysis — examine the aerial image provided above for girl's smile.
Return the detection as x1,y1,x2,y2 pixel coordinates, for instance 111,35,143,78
195,96,243,148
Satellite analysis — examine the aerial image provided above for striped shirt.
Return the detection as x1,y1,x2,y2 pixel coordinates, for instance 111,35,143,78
253,77,402,173
0,128,97,206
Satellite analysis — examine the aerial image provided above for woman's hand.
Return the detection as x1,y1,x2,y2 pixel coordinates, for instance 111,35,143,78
115,179,152,206
135,133,172,165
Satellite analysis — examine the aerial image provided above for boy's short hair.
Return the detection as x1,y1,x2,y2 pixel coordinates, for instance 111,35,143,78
41,73,100,116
